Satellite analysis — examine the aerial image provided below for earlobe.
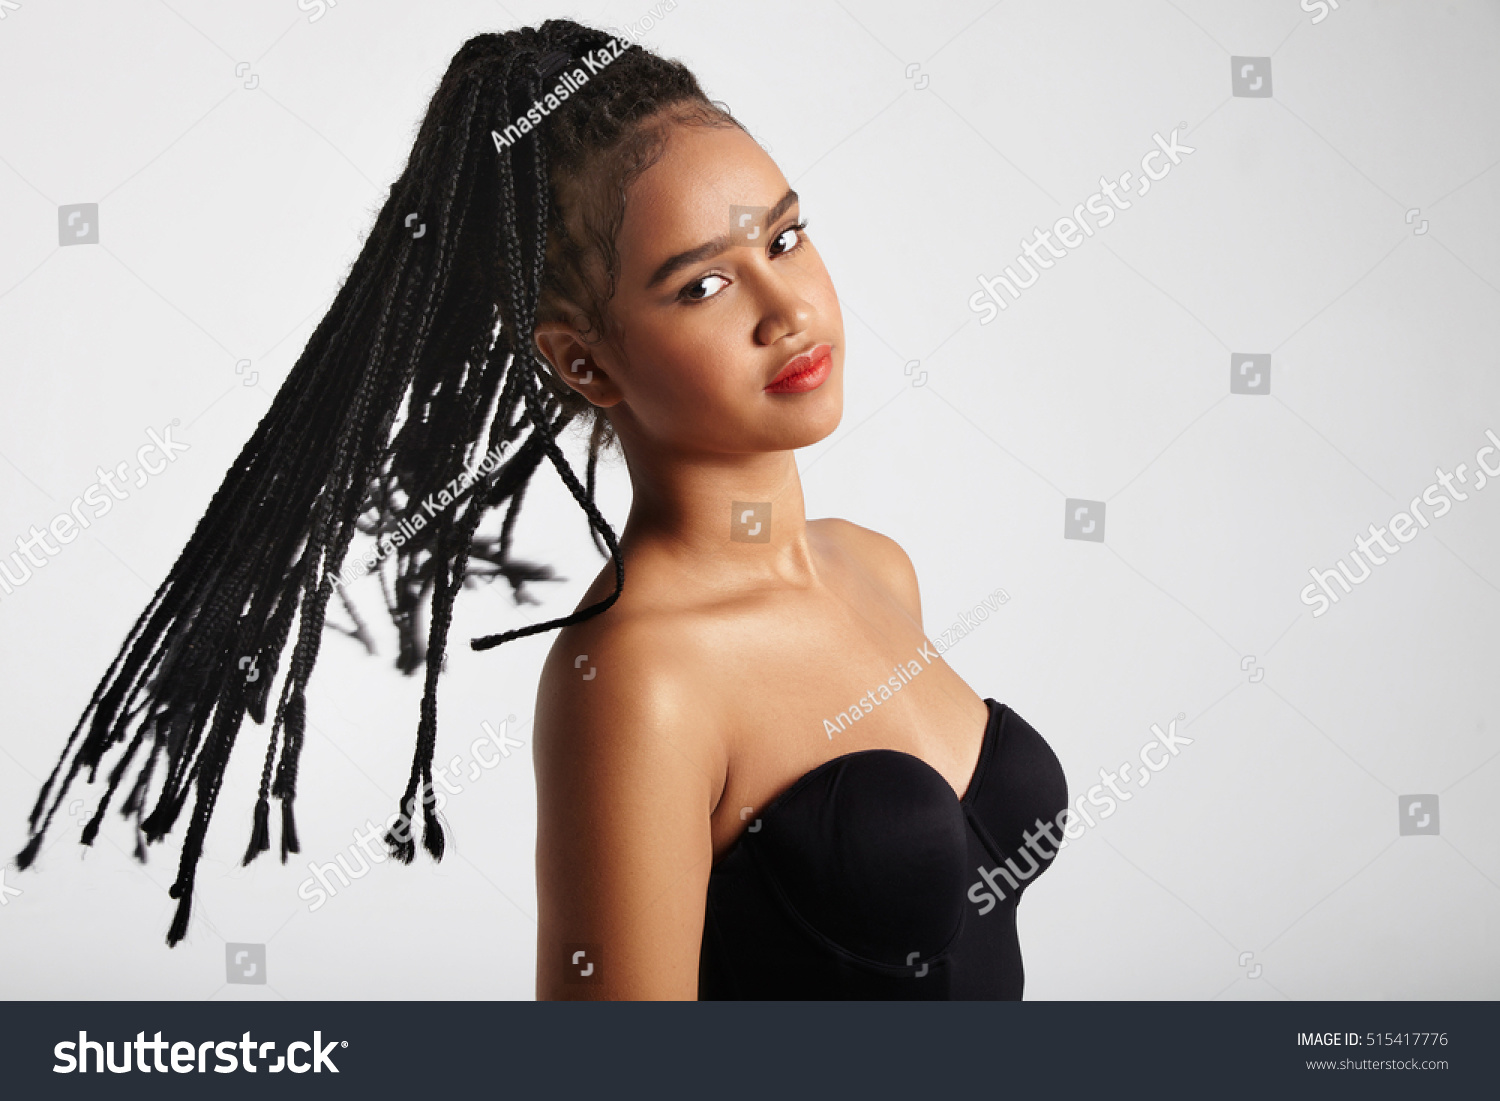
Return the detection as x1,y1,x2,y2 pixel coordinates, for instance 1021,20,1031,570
566,355,624,408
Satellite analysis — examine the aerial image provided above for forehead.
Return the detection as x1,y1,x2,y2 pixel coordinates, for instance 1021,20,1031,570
615,121,790,277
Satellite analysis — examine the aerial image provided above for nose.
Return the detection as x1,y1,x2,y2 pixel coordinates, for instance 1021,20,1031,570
752,267,813,348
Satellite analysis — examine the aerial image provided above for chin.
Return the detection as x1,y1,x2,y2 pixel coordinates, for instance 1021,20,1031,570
769,382,844,450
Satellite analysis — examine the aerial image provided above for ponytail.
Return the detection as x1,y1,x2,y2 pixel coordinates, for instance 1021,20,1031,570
15,19,737,946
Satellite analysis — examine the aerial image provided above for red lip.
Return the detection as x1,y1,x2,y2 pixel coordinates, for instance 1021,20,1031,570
765,343,833,393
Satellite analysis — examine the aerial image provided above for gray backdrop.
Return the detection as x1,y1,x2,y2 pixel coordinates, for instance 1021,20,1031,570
1,0,1496,1000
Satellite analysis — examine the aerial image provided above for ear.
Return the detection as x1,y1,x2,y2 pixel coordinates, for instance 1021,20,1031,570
532,321,624,408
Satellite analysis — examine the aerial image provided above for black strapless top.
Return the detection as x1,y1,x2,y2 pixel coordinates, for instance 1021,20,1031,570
699,698,1067,999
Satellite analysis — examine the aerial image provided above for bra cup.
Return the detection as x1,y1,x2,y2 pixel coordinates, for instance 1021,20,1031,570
749,751,969,967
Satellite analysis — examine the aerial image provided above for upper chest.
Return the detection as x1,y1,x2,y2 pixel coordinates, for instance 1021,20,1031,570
681,564,989,862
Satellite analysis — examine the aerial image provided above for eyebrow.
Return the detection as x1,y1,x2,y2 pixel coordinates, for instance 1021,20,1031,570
645,188,800,290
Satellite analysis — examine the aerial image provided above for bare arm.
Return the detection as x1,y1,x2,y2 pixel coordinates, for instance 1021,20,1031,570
533,623,720,1000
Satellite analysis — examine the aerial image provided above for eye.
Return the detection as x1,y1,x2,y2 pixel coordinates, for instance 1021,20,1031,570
770,220,809,257
681,272,730,302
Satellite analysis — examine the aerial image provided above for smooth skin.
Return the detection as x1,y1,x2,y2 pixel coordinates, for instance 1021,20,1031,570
529,116,990,999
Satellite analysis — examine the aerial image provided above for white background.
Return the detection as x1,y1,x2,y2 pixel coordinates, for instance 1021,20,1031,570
1,0,1496,1000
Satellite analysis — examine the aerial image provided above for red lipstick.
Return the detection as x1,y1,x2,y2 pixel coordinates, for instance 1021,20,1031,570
765,343,833,394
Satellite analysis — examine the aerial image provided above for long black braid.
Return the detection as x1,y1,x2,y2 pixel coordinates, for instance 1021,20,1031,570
14,19,744,945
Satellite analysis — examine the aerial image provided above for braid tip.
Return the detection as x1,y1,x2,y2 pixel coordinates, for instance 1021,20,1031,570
165,889,192,947
241,796,272,866
14,832,42,871
278,797,301,862
384,828,416,865
421,801,445,861
384,793,418,863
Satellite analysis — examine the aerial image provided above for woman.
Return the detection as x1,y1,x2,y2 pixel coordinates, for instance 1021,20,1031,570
16,20,1067,1000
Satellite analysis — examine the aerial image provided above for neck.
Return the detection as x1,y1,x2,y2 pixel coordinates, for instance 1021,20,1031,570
614,442,820,590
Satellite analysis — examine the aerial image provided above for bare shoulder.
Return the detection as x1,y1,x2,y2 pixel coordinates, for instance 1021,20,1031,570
812,517,923,626
533,553,736,811
537,603,717,759
532,603,722,999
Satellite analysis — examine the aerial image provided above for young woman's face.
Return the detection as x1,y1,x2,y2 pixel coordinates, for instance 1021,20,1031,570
540,117,845,458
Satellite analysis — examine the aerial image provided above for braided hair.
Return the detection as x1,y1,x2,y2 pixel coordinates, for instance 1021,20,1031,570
14,19,744,946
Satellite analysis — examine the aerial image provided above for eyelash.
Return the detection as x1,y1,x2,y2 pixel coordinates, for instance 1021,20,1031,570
677,220,811,304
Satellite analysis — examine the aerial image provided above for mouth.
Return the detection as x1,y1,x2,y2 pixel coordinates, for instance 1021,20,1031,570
765,343,834,394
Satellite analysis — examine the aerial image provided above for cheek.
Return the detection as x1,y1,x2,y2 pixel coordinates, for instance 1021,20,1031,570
805,256,842,319
620,324,744,421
